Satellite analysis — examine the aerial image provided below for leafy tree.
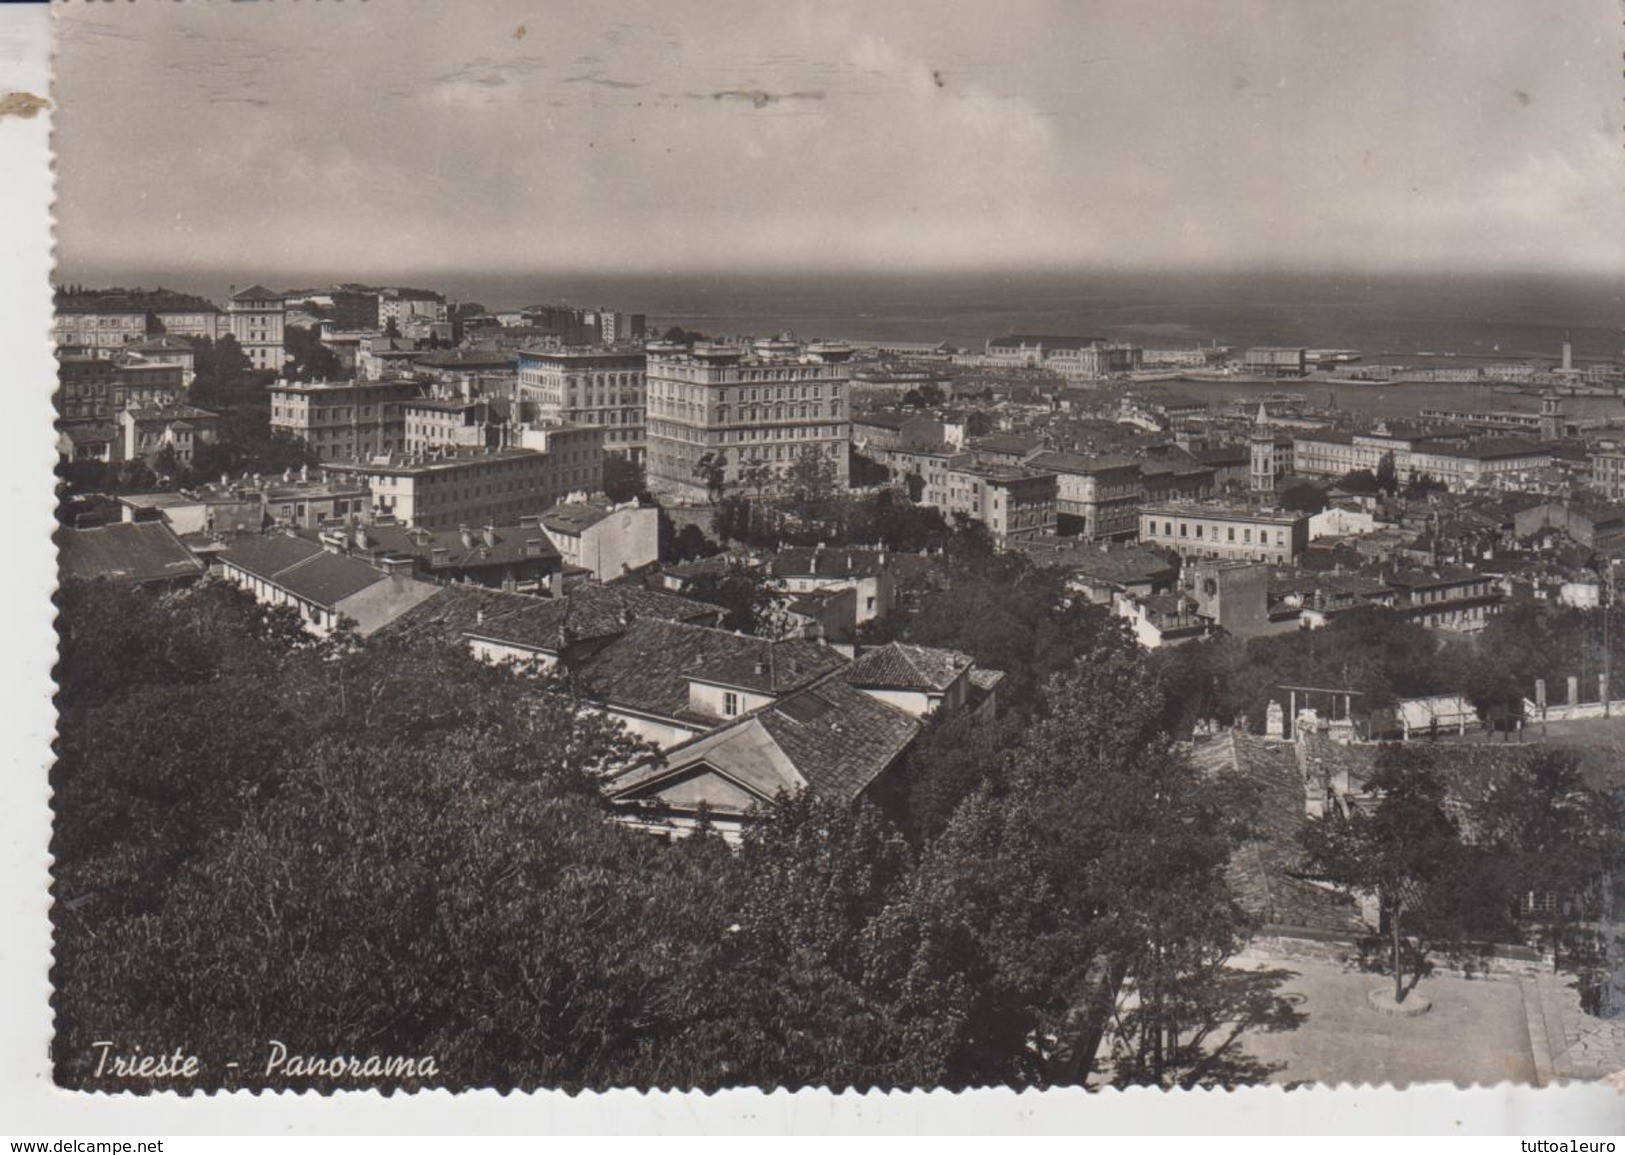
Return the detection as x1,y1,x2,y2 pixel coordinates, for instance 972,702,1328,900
1475,748,1624,973
693,451,726,503
740,456,774,498
1278,481,1327,514
1375,451,1399,496
1336,468,1380,495
670,522,719,562
282,324,345,383
787,444,841,511
1404,473,1448,500
849,452,889,488
903,471,926,503
963,411,994,438
680,563,777,635
383,317,401,339
603,456,645,504
1298,747,1464,1004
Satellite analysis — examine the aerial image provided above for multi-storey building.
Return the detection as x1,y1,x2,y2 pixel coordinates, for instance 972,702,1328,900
56,357,185,421
1385,567,1504,633
325,447,565,530
1241,347,1308,377
1027,451,1140,540
53,289,223,349
515,349,647,462
269,379,422,462
1292,428,1418,478
227,285,287,371
1139,502,1310,565
1591,450,1625,502
516,422,606,498
151,299,224,342
1405,437,1552,492
122,336,198,387
937,463,1057,545
401,397,502,454
644,341,852,502
376,288,448,329
118,403,219,469
982,334,1141,379
538,497,660,582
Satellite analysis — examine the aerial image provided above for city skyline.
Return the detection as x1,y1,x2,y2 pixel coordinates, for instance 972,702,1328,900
52,0,1625,283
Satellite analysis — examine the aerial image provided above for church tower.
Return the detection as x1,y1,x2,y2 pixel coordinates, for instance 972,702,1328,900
1540,389,1564,442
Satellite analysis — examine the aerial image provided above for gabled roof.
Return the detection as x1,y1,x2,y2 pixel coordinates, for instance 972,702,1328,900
230,284,280,301
539,500,619,535
342,523,560,570
576,618,841,719
377,581,723,653
846,642,971,693
767,546,891,579
58,521,205,585
1027,450,1140,476
755,679,920,803
219,535,388,606
973,432,1045,455
686,631,848,694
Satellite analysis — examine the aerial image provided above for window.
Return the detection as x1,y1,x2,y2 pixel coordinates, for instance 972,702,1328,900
722,691,740,717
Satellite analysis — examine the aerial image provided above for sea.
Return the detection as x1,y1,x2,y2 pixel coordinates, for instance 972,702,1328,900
109,268,1625,362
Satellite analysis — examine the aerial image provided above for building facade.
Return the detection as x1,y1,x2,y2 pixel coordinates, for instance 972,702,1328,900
227,285,287,371
56,357,184,421
538,498,660,581
514,350,648,462
1139,502,1310,565
270,379,421,462
937,463,1058,545
1592,451,1625,502
1027,451,1140,540
645,342,853,502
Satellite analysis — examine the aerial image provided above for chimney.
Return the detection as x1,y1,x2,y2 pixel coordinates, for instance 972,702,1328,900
459,524,475,550
482,524,497,548
354,524,370,550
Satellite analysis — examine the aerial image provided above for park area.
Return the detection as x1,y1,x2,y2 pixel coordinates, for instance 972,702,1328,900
1224,940,1625,1087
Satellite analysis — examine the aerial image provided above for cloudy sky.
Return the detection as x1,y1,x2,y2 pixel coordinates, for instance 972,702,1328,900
52,0,1625,282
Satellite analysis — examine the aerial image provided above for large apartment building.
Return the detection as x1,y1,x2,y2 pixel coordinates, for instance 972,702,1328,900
53,289,223,348
1592,451,1625,502
982,335,1141,379
936,463,1058,545
514,349,647,462
1139,502,1310,565
1293,427,1552,492
269,379,423,462
227,285,287,372
1027,451,1140,540
56,357,185,421
645,341,853,503
325,447,569,530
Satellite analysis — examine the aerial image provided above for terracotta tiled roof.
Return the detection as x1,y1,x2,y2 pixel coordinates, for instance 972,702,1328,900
846,642,971,692
378,582,723,653
219,535,386,606
57,521,204,585
577,618,844,720
755,679,920,803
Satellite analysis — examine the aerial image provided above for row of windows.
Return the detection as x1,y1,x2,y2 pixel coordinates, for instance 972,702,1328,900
1144,519,1290,547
